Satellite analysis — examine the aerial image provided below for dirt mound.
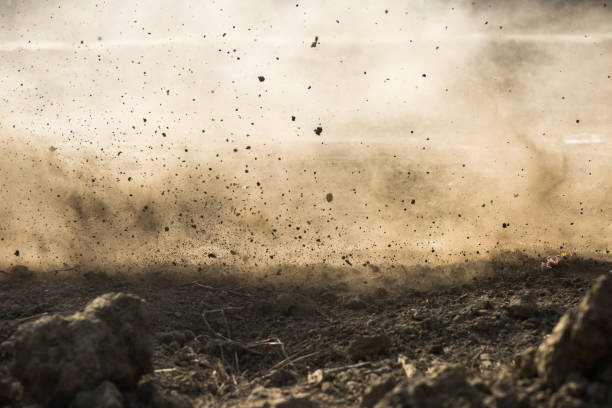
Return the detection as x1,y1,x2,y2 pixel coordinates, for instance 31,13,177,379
354,272,612,407
535,274,612,388
6,293,153,406
375,365,485,408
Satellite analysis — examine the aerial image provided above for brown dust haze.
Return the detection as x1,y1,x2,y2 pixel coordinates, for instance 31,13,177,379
0,0,611,283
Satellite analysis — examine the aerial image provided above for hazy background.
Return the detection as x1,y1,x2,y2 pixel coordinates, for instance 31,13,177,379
0,0,611,276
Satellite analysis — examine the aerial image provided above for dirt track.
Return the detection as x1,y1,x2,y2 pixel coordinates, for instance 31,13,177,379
2,254,611,407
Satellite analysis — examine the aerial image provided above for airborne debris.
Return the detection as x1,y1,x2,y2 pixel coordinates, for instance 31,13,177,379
541,253,569,270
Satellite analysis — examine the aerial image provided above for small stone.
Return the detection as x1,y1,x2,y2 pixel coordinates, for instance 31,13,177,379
397,355,419,379
308,369,324,385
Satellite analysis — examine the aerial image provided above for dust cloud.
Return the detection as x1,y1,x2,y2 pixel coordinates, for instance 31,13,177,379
0,0,611,281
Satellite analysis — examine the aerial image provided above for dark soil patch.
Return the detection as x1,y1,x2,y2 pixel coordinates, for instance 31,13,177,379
1,255,611,407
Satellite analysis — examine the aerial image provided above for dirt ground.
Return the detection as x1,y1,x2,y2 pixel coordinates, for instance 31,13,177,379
1,253,611,407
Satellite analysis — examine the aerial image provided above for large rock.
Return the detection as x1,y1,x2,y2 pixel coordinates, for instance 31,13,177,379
374,365,485,408
9,292,152,406
535,275,612,388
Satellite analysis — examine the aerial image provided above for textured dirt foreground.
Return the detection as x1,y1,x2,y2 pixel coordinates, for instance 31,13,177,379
1,254,612,407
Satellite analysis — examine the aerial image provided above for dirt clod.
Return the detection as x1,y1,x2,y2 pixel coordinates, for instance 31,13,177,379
507,293,538,319
347,335,392,362
375,365,485,408
7,265,32,280
535,275,612,388
8,292,152,406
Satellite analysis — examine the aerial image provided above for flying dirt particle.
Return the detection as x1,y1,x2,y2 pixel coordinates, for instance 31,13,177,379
422,74,427,78
576,119,580,124
258,76,265,82
411,199,416,205
326,193,334,202
14,250,19,256
208,253,217,258
291,115,296,121
314,126,323,136
164,226,169,232
311,36,319,48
